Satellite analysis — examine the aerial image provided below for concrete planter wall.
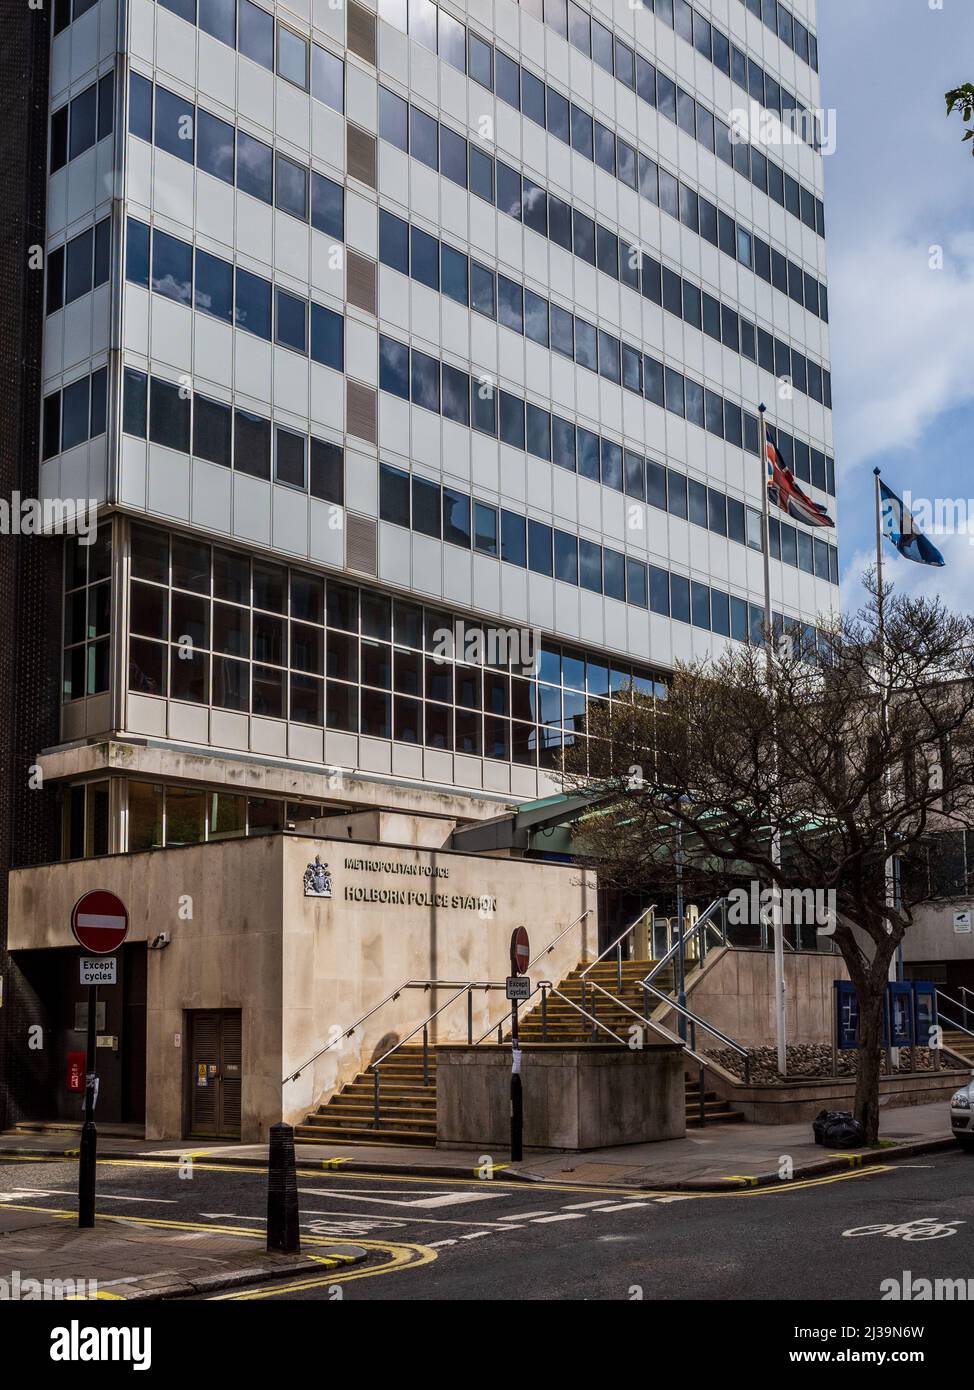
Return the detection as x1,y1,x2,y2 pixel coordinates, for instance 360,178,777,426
702,1067,968,1125
435,1042,686,1151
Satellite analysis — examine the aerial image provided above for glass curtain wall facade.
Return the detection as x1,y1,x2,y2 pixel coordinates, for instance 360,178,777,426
41,0,835,841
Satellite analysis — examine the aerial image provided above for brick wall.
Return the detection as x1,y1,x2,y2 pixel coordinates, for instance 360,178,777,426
0,6,63,1128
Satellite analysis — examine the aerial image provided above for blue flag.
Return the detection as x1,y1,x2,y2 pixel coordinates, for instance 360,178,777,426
879,480,945,567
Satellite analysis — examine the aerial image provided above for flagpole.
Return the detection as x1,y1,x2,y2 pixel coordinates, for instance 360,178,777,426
874,467,885,648
759,405,774,642
760,403,787,1078
874,468,901,988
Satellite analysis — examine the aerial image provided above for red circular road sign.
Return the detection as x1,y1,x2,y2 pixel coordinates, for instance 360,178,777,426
510,926,531,976
71,890,129,954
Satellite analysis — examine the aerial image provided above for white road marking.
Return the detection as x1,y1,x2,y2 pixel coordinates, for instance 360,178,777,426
596,1201,654,1212
532,1213,586,1223
560,1200,621,1210
296,1186,505,1209
300,1208,523,1229
0,1188,176,1205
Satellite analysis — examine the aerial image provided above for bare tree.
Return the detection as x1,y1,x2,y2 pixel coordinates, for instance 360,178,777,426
560,579,974,1141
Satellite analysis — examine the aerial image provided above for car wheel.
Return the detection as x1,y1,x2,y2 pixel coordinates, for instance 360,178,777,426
955,1134,974,1153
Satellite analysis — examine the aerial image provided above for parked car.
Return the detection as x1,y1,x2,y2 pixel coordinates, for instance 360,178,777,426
951,1080,974,1152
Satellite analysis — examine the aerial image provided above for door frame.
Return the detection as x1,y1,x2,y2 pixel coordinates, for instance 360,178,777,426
183,1008,242,1140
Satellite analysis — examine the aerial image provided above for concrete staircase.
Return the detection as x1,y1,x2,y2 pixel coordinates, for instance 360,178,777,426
296,1044,438,1147
943,1029,974,1066
296,956,742,1145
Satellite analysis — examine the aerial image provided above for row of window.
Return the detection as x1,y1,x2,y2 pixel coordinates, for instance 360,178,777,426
125,218,344,369
47,217,111,315
126,569,822,732
52,0,99,34
513,0,819,91
378,455,839,585
62,530,112,703
379,88,831,325
382,0,825,235
121,366,344,505
737,0,818,69
148,0,825,247
51,71,114,173
62,776,337,859
377,331,838,517
123,207,836,506
153,0,347,106
379,207,832,417
128,75,345,241
42,367,108,460
121,783,332,854
122,524,833,759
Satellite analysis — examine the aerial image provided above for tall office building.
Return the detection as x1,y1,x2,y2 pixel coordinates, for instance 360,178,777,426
2,0,838,1137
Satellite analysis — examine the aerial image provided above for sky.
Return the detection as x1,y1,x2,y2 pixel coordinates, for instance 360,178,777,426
817,0,974,614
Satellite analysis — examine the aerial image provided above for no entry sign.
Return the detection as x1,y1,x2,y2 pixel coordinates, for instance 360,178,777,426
510,926,531,976
71,891,129,955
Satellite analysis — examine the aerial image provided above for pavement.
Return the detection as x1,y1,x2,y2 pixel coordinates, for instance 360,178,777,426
0,1099,958,1192
0,1202,367,1299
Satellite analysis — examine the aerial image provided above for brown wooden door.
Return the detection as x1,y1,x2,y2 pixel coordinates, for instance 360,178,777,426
188,1010,242,1138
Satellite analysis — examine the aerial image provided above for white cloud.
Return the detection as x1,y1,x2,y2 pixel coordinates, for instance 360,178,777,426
828,231,974,475
841,532,974,615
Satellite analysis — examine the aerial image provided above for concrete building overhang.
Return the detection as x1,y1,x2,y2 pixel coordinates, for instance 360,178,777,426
35,737,522,825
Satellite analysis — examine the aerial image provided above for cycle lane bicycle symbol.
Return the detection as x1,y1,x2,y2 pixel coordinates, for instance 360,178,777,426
842,1218,966,1241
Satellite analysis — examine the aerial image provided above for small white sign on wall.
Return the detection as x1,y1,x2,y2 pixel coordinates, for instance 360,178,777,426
953,911,972,934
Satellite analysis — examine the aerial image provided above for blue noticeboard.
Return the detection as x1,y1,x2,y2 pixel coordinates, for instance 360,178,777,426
834,979,861,1049
888,983,915,1047
833,980,937,1049
912,982,938,1047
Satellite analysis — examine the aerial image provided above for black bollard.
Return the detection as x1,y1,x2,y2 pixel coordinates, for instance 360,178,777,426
266,1122,300,1253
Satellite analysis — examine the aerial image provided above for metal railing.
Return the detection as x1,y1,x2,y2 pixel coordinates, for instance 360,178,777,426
470,909,595,1047
539,984,626,1044
285,909,593,1096
650,897,728,962
283,978,477,1086
579,905,656,989
936,989,974,1044
367,909,594,1128
371,981,511,1126
581,975,751,1122
641,896,728,997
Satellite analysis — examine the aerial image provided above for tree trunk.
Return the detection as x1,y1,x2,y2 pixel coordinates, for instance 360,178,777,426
853,986,888,1144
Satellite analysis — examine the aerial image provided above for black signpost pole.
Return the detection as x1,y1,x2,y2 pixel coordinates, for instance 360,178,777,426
509,929,524,1163
510,995,522,1162
78,980,98,1228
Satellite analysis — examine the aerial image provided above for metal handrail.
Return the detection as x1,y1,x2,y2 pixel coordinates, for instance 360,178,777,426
542,984,626,1043
472,983,545,1046
369,911,596,1127
579,905,655,981
526,908,594,971
467,909,596,1048
583,976,751,1101
641,897,727,992
283,977,489,1084
370,983,502,1072
936,989,974,1041
642,981,750,1069
285,912,593,1087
